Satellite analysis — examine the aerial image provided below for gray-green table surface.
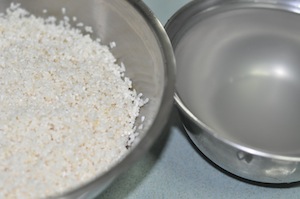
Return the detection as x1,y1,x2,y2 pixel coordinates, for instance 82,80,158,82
98,0,300,198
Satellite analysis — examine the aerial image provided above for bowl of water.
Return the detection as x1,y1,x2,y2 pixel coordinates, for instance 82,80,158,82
167,0,300,183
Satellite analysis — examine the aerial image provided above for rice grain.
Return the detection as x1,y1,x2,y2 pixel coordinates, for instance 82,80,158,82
0,4,146,199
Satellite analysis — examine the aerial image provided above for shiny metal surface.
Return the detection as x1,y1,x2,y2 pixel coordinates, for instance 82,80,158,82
1,0,175,198
167,0,300,183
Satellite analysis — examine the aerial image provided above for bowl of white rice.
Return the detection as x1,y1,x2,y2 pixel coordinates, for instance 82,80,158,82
0,0,175,198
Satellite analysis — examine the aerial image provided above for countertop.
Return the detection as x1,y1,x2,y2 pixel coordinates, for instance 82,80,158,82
98,1,300,198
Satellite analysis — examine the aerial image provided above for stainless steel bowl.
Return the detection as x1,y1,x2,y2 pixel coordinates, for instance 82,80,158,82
1,0,175,198
166,0,300,183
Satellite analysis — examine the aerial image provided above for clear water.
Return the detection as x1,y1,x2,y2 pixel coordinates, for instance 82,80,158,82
175,7,300,155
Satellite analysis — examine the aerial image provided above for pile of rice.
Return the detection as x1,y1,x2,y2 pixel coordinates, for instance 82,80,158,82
0,4,147,199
